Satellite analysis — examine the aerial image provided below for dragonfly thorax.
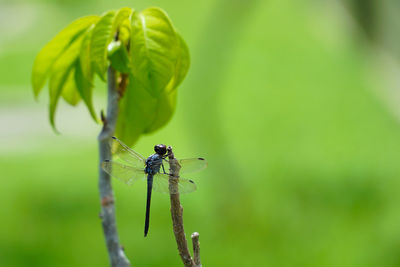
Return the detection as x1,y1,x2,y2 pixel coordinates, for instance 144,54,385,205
145,154,164,175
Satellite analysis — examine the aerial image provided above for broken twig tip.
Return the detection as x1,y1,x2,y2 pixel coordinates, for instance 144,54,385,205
191,232,200,239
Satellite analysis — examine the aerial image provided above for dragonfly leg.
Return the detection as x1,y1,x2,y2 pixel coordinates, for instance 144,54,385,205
161,163,166,174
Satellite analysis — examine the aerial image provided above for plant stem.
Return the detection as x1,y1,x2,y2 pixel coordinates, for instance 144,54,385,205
167,146,201,267
98,66,131,267
191,232,201,267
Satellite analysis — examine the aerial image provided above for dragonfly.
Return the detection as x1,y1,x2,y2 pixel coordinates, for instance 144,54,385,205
101,136,207,237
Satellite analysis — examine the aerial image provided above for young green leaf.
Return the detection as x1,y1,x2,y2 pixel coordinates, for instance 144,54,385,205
118,14,132,45
115,8,189,145
113,7,134,34
90,10,116,80
165,33,190,93
79,25,95,82
32,15,99,98
114,74,177,146
78,26,98,122
61,67,81,106
75,60,98,122
145,89,177,133
90,8,133,80
49,35,85,130
108,41,131,73
115,74,155,146
130,7,179,97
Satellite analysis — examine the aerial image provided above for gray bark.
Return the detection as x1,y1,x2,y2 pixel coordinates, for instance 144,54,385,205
98,67,131,267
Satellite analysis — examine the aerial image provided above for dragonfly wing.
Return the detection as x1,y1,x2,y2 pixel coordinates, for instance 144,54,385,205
110,136,146,168
102,160,145,185
164,158,207,174
152,173,197,194
173,177,197,194
151,174,170,194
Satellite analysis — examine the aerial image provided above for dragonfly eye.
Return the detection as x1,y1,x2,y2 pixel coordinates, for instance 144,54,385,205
154,144,167,155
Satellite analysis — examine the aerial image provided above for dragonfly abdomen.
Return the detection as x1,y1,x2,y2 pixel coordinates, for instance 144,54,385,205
144,174,153,237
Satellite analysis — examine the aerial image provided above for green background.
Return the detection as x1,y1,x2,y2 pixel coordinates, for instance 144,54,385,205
1,0,400,266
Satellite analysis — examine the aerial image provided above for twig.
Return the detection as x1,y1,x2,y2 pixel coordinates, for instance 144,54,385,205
191,232,201,267
167,146,202,267
98,66,131,267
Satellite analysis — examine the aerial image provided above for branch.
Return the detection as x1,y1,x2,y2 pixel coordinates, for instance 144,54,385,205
98,66,131,267
191,232,201,267
167,146,202,267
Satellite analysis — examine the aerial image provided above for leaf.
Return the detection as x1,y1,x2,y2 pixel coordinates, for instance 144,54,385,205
115,74,177,147
61,67,81,106
75,60,98,122
115,8,189,145
108,41,131,73
79,25,95,82
144,33,189,133
90,11,116,80
78,26,98,122
32,15,99,98
115,75,151,146
145,89,177,133
130,7,179,97
49,35,85,130
113,7,134,34
90,8,133,80
165,33,190,92
119,14,132,45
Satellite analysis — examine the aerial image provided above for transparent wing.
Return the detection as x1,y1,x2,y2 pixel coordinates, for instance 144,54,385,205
110,136,146,168
152,173,197,194
102,160,145,185
164,158,207,174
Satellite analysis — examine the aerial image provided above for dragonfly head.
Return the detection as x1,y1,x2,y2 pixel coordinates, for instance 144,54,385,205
154,144,167,155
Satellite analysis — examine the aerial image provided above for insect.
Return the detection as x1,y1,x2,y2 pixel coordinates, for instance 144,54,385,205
101,137,207,236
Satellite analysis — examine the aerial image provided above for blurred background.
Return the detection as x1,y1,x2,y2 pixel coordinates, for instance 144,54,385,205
1,0,400,266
